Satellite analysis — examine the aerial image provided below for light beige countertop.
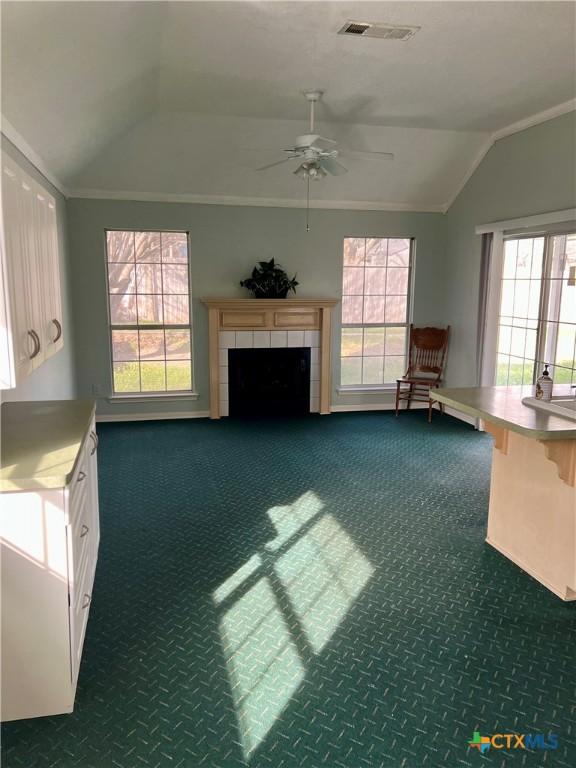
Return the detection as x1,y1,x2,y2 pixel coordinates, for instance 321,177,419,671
1,400,95,492
435,385,576,440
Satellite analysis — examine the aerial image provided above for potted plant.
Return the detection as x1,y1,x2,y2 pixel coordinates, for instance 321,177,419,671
240,258,299,299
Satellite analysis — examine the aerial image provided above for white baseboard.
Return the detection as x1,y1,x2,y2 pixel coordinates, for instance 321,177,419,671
330,402,478,427
96,410,210,423
330,403,427,413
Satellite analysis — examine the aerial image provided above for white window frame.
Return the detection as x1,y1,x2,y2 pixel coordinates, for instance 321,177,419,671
104,229,198,401
338,236,415,393
479,209,576,387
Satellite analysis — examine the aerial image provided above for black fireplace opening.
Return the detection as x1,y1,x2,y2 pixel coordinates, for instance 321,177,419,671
228,347,311,417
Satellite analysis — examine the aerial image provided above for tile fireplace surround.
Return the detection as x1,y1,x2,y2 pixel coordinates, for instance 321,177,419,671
202,298,339,419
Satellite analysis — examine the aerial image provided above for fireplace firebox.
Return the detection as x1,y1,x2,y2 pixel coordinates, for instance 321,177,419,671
228,347,311,417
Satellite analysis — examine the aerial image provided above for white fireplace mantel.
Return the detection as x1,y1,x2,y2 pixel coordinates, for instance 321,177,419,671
201,297,340,419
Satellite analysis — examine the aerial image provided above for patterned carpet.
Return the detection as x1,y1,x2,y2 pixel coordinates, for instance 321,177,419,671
2,411,575,768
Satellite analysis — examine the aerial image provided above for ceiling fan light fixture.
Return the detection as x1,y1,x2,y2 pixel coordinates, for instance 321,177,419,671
294,161,327,180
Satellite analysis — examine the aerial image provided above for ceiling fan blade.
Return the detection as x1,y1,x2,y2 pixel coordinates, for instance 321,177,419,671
343,148,395,160
255,157,298,171
319,156,348,176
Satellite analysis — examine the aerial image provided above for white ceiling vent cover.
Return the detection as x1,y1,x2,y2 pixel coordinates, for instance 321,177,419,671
338,21,420,41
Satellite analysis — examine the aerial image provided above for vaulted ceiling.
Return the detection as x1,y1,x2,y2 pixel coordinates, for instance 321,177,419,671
2,1,575,209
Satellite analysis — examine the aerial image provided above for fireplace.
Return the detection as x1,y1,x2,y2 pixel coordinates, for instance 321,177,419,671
201,298,338,419
228,347,311,417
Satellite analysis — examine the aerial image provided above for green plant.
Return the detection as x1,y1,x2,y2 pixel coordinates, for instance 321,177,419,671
240,258,299,299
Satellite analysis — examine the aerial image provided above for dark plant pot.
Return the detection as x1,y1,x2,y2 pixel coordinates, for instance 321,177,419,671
255,288,289,299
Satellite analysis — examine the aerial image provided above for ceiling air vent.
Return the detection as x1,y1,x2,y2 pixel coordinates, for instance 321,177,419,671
338,21,420,41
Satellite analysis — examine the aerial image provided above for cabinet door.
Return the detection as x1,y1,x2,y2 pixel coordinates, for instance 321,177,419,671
87,423,101,560
1,159,37,384
39,196,63,360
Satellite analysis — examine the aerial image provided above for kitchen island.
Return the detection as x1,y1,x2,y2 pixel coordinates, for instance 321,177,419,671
435,386,576,600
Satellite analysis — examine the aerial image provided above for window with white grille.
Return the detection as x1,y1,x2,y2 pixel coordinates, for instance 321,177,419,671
105,230,193,394
496,233,576,386
340,237,413,386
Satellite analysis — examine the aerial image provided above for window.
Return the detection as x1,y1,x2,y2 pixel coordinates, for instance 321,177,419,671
340,237,413,387
105,230,193,394
496,232,576,386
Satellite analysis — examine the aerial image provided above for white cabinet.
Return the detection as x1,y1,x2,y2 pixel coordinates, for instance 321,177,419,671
0,151,63,389
0,410,100,722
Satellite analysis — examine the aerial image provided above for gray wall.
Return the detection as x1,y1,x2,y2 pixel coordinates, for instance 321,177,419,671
1,137,77,402
66,200,447,416
443,111,576,386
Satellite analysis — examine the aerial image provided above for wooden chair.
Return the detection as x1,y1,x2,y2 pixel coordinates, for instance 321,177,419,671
395,325,450,422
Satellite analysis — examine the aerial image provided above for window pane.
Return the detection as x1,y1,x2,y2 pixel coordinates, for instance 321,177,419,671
527,280,541,319
500,280,515,316
556,324,576,369
166,361,192,390
386,268,409,295
503,240,517,278
531,238,544,277
497,324,511,355
363,327,385,356
341,357,362,385
385,327,406,356
363,296,385,323
365,238,387,266
384,295,407,323
136,263,162,293
107,231,134,262
139,330,165,360
164,294,189,325
364,268,386,295
342,267,364,295
362,356,383,384
109,295,137,324
135,232,161,263
162,232,188,263
525,328,537,359
137,294,163,324
516,239,532,279
512,280,529,317
496,354,510,384
165,330,191,360
342,295,363,324
140,361,166,391
112,330,138,361
387,240,410,267
162,264,189,294
510,327,526,358
343,238,365,266
108,263,136,294
113,362,140,392
341,328,363,357
384,356,405,382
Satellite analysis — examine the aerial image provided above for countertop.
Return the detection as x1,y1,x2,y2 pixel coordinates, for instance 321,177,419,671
434,385,576,440
1,400,95,492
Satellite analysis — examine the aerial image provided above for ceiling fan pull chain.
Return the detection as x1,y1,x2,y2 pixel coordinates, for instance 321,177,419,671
306,177,310,232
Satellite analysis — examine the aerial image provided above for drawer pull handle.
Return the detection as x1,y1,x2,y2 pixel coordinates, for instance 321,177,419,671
28,329,41,359
77,470,87,482
81,594,91,609
52,318,62,342
80,524,90,538
89,431,98,455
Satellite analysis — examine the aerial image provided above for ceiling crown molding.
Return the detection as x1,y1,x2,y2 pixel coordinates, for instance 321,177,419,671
1,116,68,197
68,188,445,213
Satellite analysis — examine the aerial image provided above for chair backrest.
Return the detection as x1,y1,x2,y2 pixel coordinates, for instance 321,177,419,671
406,324,450,379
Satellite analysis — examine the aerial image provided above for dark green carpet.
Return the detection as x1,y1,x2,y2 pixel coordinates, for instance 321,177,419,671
2,412,575,768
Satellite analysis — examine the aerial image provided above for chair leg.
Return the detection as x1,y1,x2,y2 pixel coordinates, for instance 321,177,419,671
428,397,433,423
395,382,401,416
406,383,413,410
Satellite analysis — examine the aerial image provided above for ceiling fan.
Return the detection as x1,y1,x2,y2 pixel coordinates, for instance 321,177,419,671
256,90,394,179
